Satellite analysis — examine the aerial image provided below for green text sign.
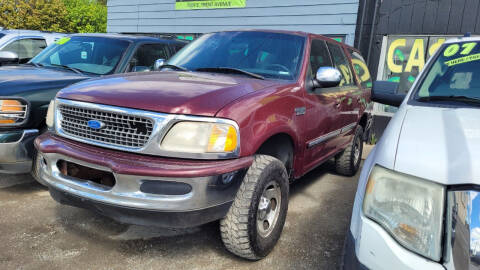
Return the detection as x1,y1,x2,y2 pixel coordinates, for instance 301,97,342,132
175,0,246,10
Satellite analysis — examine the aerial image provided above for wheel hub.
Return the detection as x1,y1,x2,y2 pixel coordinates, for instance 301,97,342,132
256,181,281,238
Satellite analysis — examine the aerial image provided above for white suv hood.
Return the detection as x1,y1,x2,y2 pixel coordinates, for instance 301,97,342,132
394,105,480,185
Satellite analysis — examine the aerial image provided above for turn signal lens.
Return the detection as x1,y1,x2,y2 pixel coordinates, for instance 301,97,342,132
46,100,55,128
207,125,238,152
0,99,27,125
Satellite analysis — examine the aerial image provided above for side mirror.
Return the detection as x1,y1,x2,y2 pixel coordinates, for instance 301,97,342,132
0,51,19,65
153,58,166,70
313,67,342,88
371,81,406,107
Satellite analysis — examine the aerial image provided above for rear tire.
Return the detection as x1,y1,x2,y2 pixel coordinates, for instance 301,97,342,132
335,126,363,176
220,155,289,260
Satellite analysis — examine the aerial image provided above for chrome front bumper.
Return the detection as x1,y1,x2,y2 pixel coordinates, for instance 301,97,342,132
0,129,38,174
37,151,246,227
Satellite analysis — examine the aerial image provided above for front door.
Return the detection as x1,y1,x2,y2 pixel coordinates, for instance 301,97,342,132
303,39,346,172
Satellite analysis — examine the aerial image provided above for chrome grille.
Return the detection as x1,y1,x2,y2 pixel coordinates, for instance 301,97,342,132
59,104,154,148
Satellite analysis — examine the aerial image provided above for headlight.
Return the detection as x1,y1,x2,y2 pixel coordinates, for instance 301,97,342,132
161,121,238,154
46,100,55,128
363,165,445,261
0,99,27,125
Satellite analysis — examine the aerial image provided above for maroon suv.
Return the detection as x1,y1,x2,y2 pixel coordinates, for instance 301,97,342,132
35,30,372,260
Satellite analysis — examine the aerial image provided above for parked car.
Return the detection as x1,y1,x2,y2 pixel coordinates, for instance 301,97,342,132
35,30,372,260
343,37,480,269
0,34,186,175
0,29,65,65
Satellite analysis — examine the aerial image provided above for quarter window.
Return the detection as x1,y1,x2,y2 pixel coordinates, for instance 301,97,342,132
350,51,372,88
327,43,355,87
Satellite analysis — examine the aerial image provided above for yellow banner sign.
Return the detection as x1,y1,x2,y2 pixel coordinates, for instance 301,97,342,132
175,0,246,10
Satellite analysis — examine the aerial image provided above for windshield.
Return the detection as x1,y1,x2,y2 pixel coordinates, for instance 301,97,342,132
30,36,130,75
415,41,480,103
0,33,5,40
167,31,305,80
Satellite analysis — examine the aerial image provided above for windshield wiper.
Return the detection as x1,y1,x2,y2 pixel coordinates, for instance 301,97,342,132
25,62,44,68
417,95,480,105
49,64,84,75
196,67,265,80
159,64,188,71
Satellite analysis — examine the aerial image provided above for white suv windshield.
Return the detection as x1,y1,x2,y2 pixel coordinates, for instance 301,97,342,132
30,36,130,75
415,41,480,105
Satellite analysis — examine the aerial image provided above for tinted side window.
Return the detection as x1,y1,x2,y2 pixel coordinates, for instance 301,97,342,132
1,38,47,63
350,51,372,88
327,43,355,87
130,43,169,71
309,39,332,76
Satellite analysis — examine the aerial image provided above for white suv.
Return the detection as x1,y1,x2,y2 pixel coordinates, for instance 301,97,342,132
344,36,480,269
0,29,64,65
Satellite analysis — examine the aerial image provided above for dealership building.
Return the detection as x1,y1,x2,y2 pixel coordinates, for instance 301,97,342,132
106,0,360,45
107,0,480,138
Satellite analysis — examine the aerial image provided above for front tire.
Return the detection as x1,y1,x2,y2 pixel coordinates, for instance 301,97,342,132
220,155,289,260
335,126,363,176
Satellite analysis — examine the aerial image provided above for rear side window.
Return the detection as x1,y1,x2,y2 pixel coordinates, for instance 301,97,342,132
327,43,355,87
350,51,372,88
309,39,333,76
129,43,170,71
1,38,47,63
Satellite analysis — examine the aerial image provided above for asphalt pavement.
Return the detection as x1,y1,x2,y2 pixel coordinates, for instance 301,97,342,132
0,146,371,270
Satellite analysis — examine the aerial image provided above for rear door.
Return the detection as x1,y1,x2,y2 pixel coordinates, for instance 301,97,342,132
303,39,346,172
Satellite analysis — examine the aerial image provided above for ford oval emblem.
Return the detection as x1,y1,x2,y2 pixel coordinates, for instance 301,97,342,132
87,120,105,130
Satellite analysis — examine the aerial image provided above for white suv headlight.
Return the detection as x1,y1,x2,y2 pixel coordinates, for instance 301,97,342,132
161,121,238,154
363,165,445,261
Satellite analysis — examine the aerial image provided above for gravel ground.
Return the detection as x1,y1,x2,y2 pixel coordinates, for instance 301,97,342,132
0,148,370,270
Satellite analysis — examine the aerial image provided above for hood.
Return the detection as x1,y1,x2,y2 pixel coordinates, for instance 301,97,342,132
58,71,279,116
394,105,480,185
0,65,89,96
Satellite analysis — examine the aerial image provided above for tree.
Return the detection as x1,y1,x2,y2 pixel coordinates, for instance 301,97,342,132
63,0,107,33
0,0,107,33
0,0,69,32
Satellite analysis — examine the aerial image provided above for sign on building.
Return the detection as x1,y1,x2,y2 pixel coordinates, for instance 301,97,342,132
375,35,466,115
175,0,246,10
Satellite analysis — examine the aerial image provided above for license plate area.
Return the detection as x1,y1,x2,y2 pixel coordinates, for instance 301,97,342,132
57,160,116,190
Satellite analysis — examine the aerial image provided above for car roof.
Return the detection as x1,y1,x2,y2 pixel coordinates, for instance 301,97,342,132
204,29,357,50
444,36,480,44
69,33,186,44
0,29,64,36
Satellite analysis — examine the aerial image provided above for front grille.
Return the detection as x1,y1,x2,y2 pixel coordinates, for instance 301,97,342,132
59,104,154,148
